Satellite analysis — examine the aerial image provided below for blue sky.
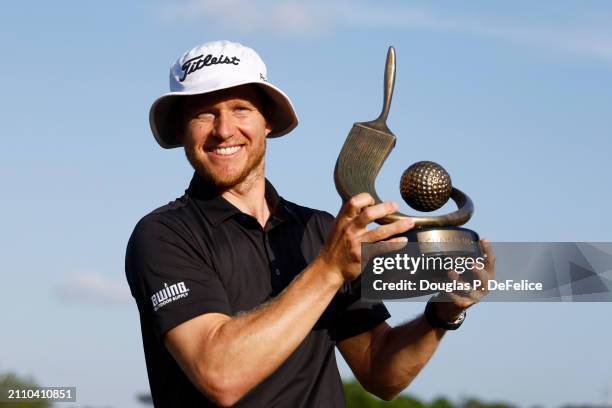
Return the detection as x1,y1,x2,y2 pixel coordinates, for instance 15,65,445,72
1,1,612,407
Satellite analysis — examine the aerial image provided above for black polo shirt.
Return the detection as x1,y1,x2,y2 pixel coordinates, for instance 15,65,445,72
125,172,390,407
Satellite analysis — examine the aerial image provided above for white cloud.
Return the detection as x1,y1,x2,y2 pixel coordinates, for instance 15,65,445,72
356,9,612,63
55,273,132,305
158,0,612,62
159,0,332,36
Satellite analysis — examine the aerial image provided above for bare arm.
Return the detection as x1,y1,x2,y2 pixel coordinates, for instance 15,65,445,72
165,257,342,407
339,240,496,400
164,193,414,407
338,316,444,401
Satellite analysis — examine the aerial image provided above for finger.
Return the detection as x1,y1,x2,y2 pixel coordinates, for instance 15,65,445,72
469,266,489,294
352,201,400,229
360,217,414,243
447,270,477,298
361,236,408,267
445,268,485,303
479,239,496,280
338,193,376,220
442,291,474,309
368,235,409,257
384,236,409,244
447,269,461,282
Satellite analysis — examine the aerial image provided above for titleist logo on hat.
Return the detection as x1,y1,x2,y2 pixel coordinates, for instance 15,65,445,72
179,54,241,82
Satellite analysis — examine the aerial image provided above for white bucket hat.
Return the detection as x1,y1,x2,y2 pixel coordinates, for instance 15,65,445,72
149,40,298,149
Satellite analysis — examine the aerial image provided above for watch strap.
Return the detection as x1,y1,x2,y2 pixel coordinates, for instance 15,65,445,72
424,300,466,330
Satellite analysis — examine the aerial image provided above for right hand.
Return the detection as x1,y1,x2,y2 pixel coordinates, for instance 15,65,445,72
319,192,415,284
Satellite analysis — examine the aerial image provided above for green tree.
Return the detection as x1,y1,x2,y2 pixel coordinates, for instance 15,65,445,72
343,380,426,407
384,394,426,408
461,398,516,408
342,380,520,408
0,371,50,408
136,379,522,408
430,397,455,408
343,380,380,407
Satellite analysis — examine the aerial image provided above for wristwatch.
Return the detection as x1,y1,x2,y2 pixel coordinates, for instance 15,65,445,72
424,300,466,330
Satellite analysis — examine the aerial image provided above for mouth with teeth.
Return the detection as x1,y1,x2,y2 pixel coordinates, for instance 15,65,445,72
206,144,244,156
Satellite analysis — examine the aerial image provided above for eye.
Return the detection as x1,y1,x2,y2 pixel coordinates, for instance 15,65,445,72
195,111,215,121
234,105,252,113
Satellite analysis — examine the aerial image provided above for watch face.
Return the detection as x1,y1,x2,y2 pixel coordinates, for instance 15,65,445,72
443,310,466,330
453,311,467,324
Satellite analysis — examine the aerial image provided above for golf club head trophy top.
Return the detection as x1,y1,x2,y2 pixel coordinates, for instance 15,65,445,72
334,46,480,273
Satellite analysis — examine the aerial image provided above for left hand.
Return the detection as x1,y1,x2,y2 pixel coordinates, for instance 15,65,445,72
432,239,496,321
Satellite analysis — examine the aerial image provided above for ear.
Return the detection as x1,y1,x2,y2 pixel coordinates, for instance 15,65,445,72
264,122,273,137
264,105,275,137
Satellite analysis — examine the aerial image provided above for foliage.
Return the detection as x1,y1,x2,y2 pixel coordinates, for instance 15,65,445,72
138,378,604,407
0,372,50,408
343,380,427,407
343,380,517,408
460,397,517,408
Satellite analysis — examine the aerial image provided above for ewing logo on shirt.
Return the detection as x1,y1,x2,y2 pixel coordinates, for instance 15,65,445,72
151,282,190,312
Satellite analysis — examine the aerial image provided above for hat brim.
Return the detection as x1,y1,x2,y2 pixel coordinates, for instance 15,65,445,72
149,80,298,149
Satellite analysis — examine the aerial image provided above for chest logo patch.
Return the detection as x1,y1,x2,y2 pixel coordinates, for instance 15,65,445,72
151,282,190,312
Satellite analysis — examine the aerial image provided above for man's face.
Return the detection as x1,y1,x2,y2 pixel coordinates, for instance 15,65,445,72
178,85,273,189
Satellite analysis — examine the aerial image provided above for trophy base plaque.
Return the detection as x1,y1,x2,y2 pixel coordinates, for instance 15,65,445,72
356,227,483,299
403,226,481,258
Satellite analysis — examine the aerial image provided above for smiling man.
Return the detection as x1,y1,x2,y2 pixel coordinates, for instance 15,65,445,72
125,40,494,407
178,86,270,194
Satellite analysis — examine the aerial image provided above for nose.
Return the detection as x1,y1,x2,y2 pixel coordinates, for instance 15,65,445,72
213,110,236,140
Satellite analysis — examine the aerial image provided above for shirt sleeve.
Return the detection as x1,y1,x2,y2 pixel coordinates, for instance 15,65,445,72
125,214,231,340
329,286,391,342
314,211,391,342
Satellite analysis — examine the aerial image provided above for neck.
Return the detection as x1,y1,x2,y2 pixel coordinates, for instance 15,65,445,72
221,165,270,227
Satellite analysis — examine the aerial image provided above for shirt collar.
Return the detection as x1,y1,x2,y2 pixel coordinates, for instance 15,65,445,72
185,172,295,228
